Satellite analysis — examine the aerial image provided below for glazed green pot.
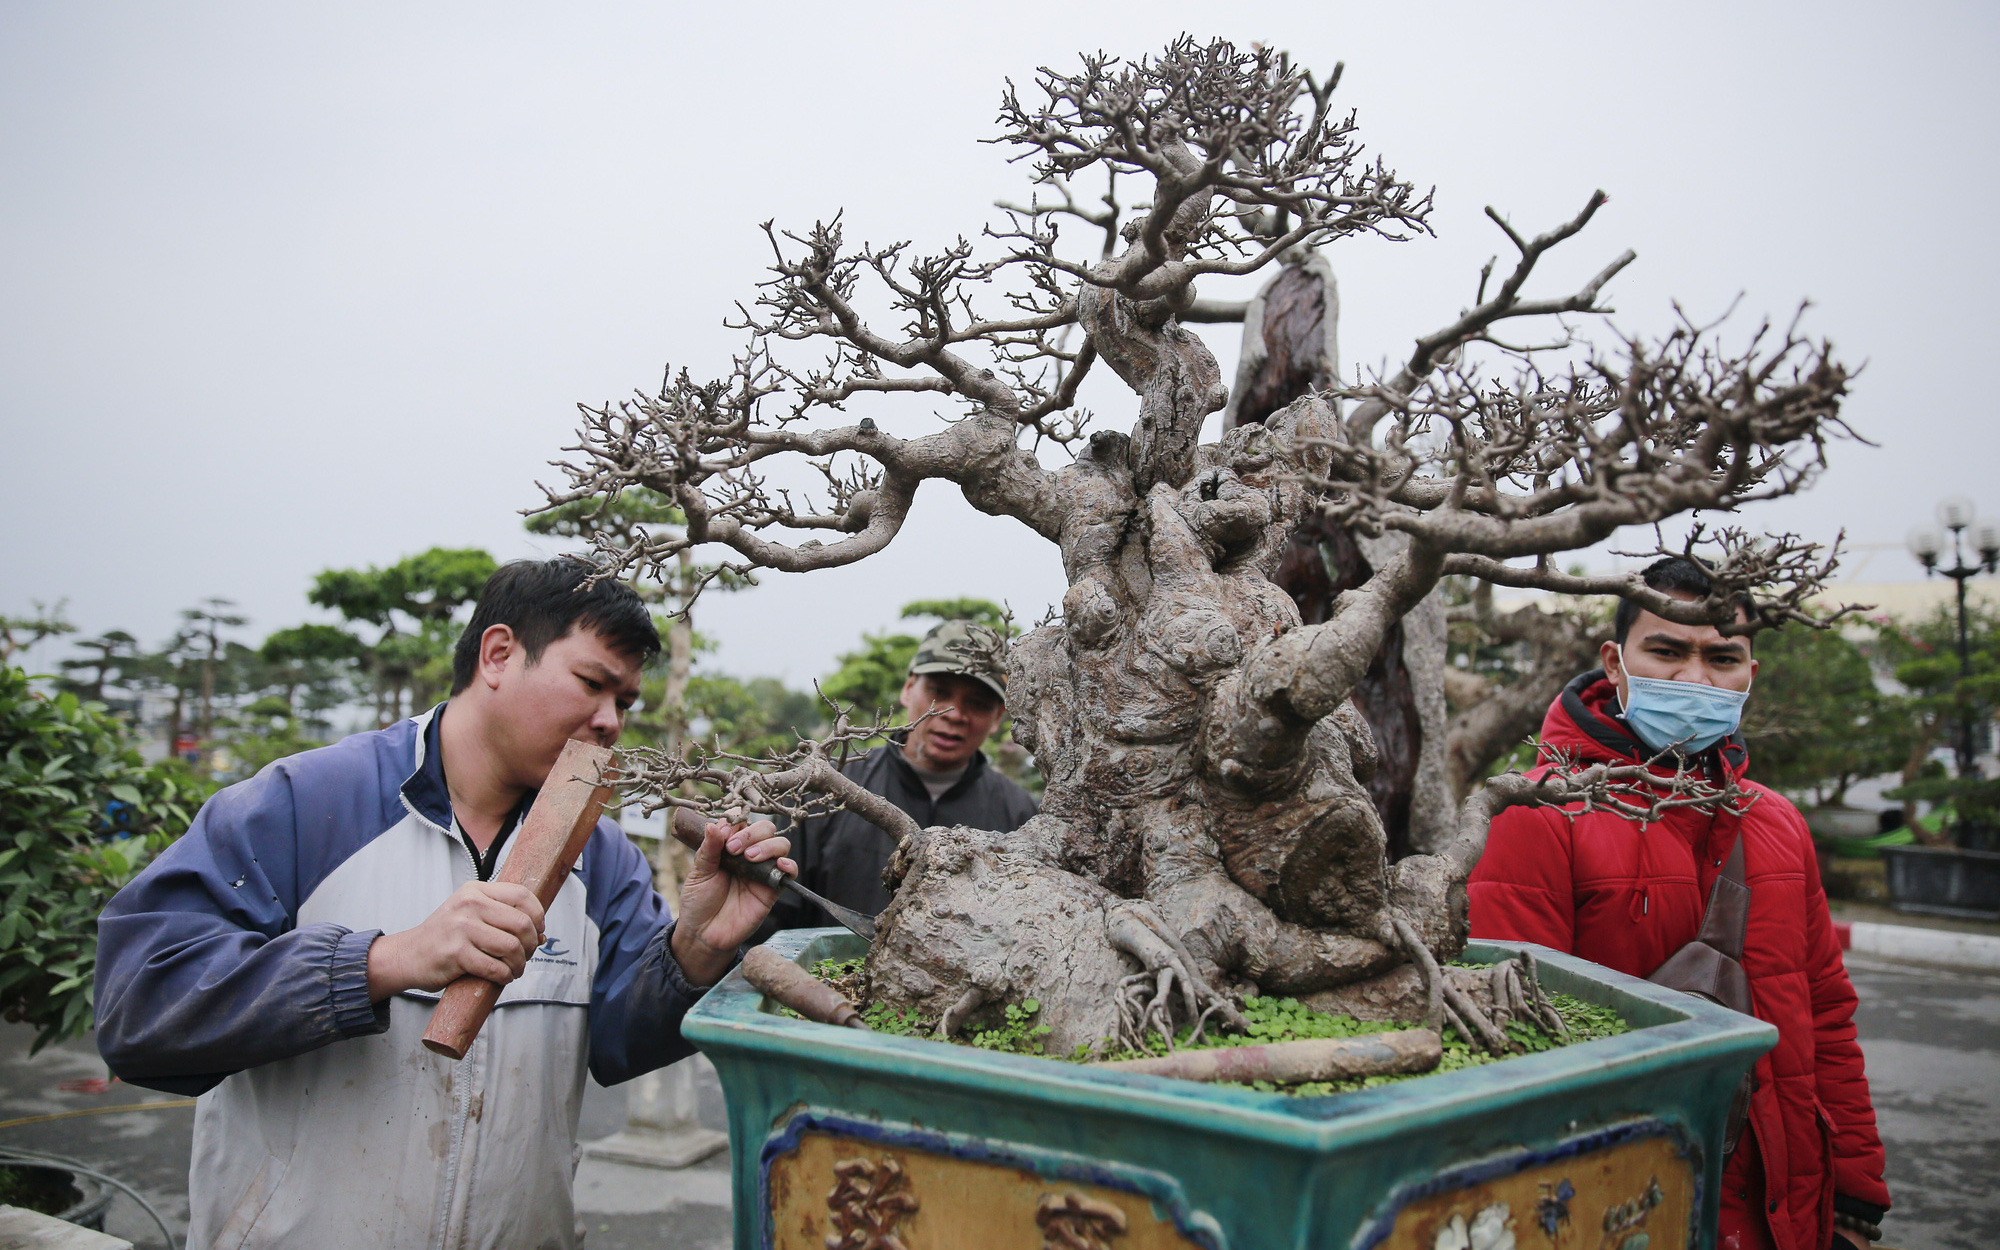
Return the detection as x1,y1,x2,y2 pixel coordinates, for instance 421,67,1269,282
683,931,1773,1250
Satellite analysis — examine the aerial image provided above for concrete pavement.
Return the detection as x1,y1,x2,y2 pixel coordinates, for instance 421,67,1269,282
1847,954,2000,1250
0,1025,733,1250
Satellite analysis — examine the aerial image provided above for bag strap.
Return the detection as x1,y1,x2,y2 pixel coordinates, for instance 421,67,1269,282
1694,834,1750,962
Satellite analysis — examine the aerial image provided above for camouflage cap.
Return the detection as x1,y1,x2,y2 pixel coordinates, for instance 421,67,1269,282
907,620,1008,702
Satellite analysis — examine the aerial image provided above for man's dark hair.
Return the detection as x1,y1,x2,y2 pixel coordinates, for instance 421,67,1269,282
1611,556,1751,647
450,559,661,694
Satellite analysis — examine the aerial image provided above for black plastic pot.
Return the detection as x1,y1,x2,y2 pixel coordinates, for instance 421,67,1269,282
58,1172,113,1232
0,1162,111,1231
1882,844,2000,919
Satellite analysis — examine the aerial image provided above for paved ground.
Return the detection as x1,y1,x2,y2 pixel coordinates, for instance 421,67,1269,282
1846,954,2000,1250
3,951,1993,1248
0,1026,733,1250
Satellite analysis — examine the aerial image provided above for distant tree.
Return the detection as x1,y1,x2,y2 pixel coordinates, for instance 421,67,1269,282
308,548,496,724
180,598,248,742
1440,578,1609,801
684,674,825,760
1874,604,2000,847
1740,624,1907,808
0,601,76,664
125,625,206,755
56,629,140,704
224,694,327,777
259,624,367,734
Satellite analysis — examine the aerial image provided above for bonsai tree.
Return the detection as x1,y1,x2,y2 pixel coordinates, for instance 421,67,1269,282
542,40,1853,1054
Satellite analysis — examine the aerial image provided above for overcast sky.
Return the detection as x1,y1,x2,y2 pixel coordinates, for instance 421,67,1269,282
4,1,1996,688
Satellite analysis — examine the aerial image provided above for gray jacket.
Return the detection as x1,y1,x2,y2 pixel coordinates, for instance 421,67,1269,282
764,738,1038,931
96,707,702,1249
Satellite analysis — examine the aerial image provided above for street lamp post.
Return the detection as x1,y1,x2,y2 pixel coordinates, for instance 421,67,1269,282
1906,496,2000,781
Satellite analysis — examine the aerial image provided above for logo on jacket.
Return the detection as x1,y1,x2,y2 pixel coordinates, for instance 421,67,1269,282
530,936,578,968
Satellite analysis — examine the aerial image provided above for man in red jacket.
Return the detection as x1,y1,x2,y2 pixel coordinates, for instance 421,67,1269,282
1469,557,1890,1250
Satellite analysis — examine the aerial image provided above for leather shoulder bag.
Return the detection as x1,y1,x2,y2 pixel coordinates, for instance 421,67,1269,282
1647,834,1756,1156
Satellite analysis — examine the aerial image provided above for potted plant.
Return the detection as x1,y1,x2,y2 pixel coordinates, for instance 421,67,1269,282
687,929,1771,1250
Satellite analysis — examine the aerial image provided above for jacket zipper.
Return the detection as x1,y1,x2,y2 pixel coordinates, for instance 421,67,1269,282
401,790,484,1250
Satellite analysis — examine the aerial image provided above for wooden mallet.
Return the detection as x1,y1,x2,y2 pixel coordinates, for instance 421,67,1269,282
421,739,619,1060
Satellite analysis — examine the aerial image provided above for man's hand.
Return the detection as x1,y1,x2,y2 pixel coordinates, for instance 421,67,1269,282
671,818,794,987
366,881,547,1001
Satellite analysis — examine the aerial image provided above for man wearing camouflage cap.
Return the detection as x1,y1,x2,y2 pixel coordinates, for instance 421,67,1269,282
762,620,1038,932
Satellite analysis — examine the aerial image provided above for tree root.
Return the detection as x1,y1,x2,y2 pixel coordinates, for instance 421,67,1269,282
1390,916,1567,1055
1388,914,1445,1031
1107,900,1247,1054
1516,948,1567,1037
1441,978,1511,1053
936,986,988,1039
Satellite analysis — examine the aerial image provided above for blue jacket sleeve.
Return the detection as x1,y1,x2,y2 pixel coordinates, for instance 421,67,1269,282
94,763,389,1095
580,821,710,1085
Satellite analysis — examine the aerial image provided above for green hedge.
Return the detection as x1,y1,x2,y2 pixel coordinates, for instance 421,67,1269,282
0,667,205,1052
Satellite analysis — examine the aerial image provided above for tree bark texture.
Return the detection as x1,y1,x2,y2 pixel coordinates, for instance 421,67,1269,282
1224,255,1453,860
867,384,1461,1054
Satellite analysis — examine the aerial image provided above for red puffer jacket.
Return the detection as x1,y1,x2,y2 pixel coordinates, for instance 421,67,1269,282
1468,671,1889,1250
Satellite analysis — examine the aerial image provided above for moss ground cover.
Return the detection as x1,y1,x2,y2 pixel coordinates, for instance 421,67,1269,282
800,956,1631,1096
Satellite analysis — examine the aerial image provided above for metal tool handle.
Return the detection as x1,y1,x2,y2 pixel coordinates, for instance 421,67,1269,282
666,807,878,941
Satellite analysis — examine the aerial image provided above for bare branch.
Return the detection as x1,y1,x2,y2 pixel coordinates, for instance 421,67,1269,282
1443,525,1861,637
1439,743,1761,876
620,695,926,845
994,40,1433,304
1343,192,1631,444
1182,299,1252,323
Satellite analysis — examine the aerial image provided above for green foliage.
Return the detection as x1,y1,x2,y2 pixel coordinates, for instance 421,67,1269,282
0,601,76,664
898,600,1016,635
261,623,368,666
966,998,1053,1055
1233,994,1403,1043
223,703,326,777
802,955,1629,1096
55,630,139,703
526,488,685,541
1742,624,1907,805
308,548,497,629
0,666,203,1052
820,629,923,718
0,1162,77,1215
860,1003,929,1036
1874,603,2000,846
525,488,756,606
683,674,826,759
813,956,866,980
308,547,497,721
1200,991,1630,1097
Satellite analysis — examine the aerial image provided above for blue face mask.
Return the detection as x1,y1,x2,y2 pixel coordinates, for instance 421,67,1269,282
1617,647,1751,756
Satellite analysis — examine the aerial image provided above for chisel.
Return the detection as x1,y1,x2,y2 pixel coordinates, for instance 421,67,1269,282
668,808,878,941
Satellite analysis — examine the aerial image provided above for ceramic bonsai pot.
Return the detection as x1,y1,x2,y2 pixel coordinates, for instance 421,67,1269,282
683,930,1774,1250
